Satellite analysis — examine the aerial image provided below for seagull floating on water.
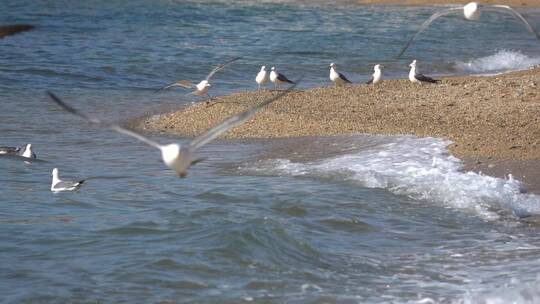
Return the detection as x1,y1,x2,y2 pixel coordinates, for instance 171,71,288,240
270,67,295,90
0,24,33,39
409,60,440,85
397,2,540,58
0,144,36,159
366,64,383,85
154,57,241,100
329,63,352,87
255,65,269,90
51,168,85,193
47,83,297,178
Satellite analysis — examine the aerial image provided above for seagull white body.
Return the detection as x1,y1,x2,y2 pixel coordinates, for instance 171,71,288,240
194,80,211,96
409,60,440,84
51,168,85,192
329,63,352,87
255,66,269,90
409,61,420,84
270,67,295,89
155,57,241,100
367,64,383,85
47,83,296,178
397,2,540,58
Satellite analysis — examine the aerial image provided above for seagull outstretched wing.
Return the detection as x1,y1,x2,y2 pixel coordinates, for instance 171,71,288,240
397,7,462,59
205,57,242,81
485,5,540,40
154,80,194,93
47,92,163,150
188,81,299,151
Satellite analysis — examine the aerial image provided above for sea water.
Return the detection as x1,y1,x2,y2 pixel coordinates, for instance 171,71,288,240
1,1,540,302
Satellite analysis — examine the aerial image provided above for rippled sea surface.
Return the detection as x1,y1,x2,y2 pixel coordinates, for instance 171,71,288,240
2,1,540,303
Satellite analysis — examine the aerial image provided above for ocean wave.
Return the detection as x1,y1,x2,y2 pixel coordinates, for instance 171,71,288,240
454,278,540,304
241,136,540,221
453,50,540,74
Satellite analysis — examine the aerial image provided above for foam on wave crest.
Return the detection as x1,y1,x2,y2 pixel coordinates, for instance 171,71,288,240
243,136,540,221
454,50,540,74
454,278,540,304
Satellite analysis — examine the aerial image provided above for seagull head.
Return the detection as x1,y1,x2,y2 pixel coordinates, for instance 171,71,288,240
271,67,276,71
52,168,59,177
409,60,417,68
330,63,335,67
260,65,266,71
26,143,32,150
375,64,384,70
463,2,481,21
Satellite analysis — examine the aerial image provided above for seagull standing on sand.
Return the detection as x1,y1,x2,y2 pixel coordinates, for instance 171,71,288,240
329,63,352,87
255,65,269,90
155,57,241,100
366,64,383,85
409,60,440,84
269,67,295,89
47,82,297,178
51,168,85,192
397,2,540,58
0,144,36,159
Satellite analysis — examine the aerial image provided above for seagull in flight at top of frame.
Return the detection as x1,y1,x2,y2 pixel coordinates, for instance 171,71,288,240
397,2,540,58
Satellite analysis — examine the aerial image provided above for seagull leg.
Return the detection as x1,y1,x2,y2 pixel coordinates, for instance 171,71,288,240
204,93,213,107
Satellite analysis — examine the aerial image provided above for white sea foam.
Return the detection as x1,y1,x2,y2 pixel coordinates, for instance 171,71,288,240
243,136,540,220
454,278,540,304
454,49,540,74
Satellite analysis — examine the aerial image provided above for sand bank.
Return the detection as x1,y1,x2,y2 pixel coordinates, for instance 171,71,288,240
136,68,540,190
359,0,540,7
139,68,540,160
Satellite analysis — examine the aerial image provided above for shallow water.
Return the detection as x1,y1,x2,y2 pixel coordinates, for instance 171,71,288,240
2,1,540,303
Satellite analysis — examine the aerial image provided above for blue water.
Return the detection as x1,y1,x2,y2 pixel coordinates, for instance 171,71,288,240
2,1,540,303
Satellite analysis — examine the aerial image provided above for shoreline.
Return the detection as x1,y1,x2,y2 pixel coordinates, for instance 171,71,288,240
135,68,540,192
359,0,540,6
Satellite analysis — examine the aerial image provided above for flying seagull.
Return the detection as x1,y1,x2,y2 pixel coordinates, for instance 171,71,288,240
0,24,33,39
154,57,241,100
255,65,269,90
409,60,440,84
329,63,352,87
270,67,295,89
47,82,297,178
51,168,85,192
0,143,36,159
397,2,540,58
366,64,384,85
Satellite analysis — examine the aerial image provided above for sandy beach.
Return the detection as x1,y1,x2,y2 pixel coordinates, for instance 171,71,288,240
137,68,540,190
360,0,540,6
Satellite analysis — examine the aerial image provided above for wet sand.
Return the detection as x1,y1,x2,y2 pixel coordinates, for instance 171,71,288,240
360,0,540,6
136,68,540,191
